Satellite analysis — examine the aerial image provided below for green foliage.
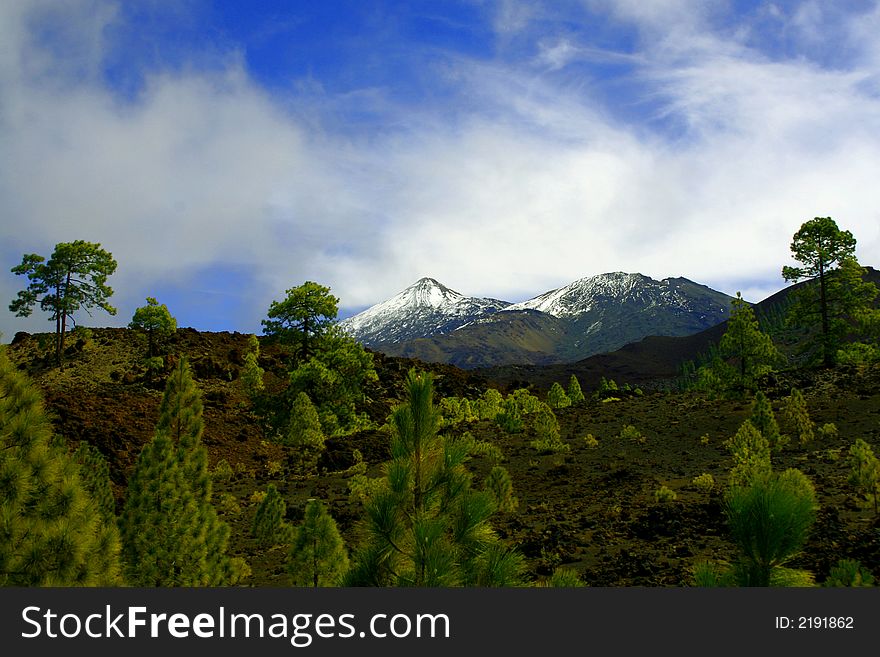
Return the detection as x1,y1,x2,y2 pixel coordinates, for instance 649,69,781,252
567,375,585,404
9,241,118,367
120,358,236,586
530,403,568,454
509,388,543,414
212,458,234,482
495,396,524,434
823,559,875,587
654,485,677,503
782,218,875,366
583,434,599,448
439,396,477,426
713,293,783,394
284,392,325,475
594,376,619,399
288,499,350,586
618,424,644,443
240,334,265,399
542,567,585,587
484,466,518,512
348,473,386,505
723,469,817,586
252,484,291,548
474,388,504,420
547,382,571,409
782,388,814,446
286,327,377,435
692,560,735,587
692,473,715,493
816,422,838,440
71,442,117,525
129,297,177,359
725,421,772,488
466,433,505,462
345,370,524,587
847,438,879,514
750,391,786,451
262,281,339,361
0,348,122,585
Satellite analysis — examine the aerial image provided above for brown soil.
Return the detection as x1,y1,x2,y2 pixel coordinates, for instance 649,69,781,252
6,327,879,586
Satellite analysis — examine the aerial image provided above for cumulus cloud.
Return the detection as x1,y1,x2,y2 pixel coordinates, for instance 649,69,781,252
2,0,880,341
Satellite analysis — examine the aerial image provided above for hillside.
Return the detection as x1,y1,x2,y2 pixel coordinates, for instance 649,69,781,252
4,326,880,586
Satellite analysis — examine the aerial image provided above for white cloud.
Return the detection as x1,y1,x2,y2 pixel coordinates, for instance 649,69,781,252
2,0,880,341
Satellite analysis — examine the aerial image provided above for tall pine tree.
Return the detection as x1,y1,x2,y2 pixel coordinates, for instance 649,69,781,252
345,369,524,586
287,499,349,587
120,358,234,585
0,347,121,585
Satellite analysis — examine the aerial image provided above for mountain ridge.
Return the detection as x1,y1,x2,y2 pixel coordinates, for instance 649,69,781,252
342,272,736,368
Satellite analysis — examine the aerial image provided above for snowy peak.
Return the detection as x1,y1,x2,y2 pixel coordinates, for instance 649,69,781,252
339,278,511,346
399,277,464,308
506,272,718,317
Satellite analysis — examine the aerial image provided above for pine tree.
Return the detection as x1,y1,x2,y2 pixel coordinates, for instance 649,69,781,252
0,347,121,585
782,388,814,446
345,369,524,586
9,241,117,367
71,442,117,524
287,499,349,587
718,293,782,394
547,382,571,409
725,420,771,488
285,392,325,474
530,402,569,453
567,375,585,405
252,484,290,547
848,439,879,514
724,468,817,586
484,466,518,512
129,297,176,359
120,358,234,585
241,334,265,399
749,391,786,451
782,218,876,366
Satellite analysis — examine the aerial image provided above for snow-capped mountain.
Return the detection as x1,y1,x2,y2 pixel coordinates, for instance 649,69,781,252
339,277,511,346
507,272,727,319
349,272,736,368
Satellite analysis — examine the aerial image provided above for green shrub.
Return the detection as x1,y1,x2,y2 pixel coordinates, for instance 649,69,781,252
692,473,715,493
782,388,814,446
724,469,817,586
619,424,644,443
750,391,786,450
484,465,519,512
567,375,585,405
823,559,875,587
816,422,838,440
547,382,571,409
212,458,234,482
530,404,568,453
251,484,291,547
542,567,585,587
725,420,771,488
847,438,880,514
654,484,677,503
583,434,599,448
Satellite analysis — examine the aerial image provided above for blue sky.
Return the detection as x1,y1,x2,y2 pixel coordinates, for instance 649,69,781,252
2,0,880,338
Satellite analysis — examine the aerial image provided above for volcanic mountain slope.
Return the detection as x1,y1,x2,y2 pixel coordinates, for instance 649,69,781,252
338,277,510,346
368,272,735,368
482,266,880,391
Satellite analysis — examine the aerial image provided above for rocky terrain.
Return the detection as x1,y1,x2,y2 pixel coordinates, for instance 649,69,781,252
5,326,879,586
